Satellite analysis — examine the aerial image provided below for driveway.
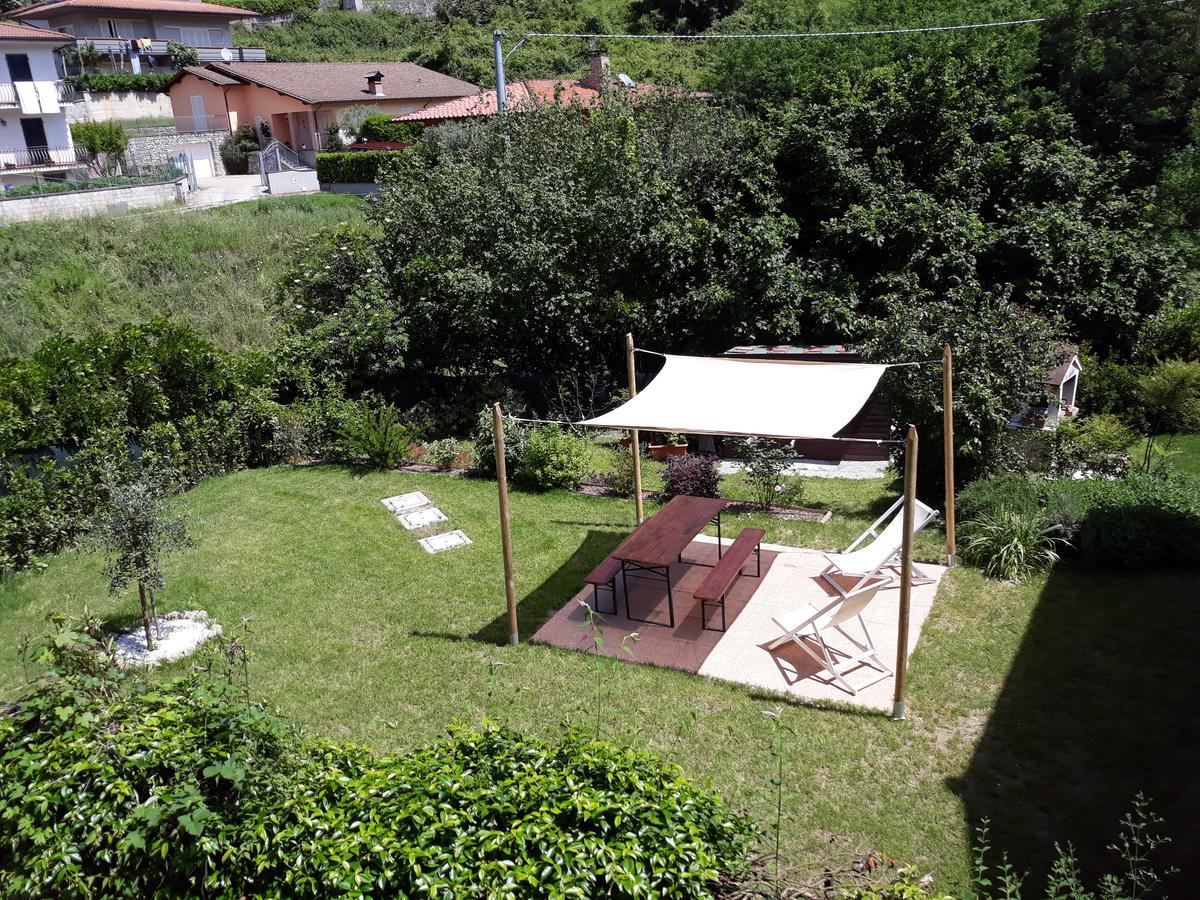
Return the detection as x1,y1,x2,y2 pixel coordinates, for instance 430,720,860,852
184,175,268,210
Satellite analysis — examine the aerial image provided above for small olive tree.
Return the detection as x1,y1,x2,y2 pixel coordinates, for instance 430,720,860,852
90,464,192,650
1138,360,1200,473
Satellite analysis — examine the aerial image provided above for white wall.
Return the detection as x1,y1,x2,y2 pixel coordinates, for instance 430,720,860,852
0,40,73,155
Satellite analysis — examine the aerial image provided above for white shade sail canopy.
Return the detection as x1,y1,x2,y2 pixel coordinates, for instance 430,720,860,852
579,353,890,440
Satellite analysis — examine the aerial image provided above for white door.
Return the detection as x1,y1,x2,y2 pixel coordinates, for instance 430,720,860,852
171,142,213,178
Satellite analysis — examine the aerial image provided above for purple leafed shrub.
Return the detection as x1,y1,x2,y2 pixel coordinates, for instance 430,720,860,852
663,454,721,499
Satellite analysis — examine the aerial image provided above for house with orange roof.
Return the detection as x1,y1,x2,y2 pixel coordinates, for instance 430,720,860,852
9,0,264,74
394,49,702,127
0,21,87,188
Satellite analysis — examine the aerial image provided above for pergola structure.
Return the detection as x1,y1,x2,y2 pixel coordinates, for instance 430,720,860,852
493,335,957,720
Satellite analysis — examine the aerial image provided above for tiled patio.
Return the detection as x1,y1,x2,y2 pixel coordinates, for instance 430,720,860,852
532,536,947,712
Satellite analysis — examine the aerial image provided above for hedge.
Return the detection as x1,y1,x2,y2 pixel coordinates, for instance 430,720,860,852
64,72,173,94
316,150,407,184
0,629,758,896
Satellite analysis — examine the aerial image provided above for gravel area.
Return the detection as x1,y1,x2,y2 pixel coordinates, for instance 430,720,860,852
113,610,222,668
718,458,890,480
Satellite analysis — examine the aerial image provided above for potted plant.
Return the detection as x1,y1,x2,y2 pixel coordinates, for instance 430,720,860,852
648,433,688,461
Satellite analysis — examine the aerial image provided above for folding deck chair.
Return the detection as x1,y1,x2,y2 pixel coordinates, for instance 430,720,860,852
821,497,938,599
767,577,892,695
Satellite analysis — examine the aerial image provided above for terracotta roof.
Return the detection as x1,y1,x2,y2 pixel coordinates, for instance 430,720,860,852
1045,345,1080,386
176,61,478,104
10,0,257,18
395,78,701,123
0,21,74,40
177,63,238,85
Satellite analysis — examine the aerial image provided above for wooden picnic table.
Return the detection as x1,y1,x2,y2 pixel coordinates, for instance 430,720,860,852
611,495,728,627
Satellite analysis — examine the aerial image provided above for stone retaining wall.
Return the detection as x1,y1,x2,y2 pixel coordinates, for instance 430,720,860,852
62,91,174,123
126,130,229,177
0,178,189,224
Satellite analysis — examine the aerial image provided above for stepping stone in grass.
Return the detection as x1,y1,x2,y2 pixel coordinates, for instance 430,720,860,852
419,530,473,553
399,506,448,530
382,491,431,514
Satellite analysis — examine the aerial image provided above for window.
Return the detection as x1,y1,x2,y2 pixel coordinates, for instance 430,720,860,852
5,53,33,82
105,19,136,38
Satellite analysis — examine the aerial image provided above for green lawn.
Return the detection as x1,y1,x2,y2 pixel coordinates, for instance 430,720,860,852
0,194,362,357
1131,432,1200,477
1,466,1195,891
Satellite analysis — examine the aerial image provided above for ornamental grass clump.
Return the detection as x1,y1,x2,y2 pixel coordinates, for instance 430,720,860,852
961,509,1065,582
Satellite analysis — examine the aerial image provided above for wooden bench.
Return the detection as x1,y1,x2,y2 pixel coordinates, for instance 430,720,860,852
693,528,765,632
585,556,623,615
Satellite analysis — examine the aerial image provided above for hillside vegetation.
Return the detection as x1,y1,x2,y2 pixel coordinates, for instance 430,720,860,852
0,195,362,358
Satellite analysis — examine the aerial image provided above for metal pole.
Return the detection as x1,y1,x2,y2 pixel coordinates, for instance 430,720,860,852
625,333,644,523
892,424,918,721
493,29,507,113
943,344,957,565
494,402,519,644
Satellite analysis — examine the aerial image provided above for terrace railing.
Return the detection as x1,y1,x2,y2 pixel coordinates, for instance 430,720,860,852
0,146,89,171
174,113,233,134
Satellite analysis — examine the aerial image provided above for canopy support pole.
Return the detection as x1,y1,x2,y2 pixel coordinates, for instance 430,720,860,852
943,344,957,565
494,402,519,645
892,424,917,721
625,333,644,523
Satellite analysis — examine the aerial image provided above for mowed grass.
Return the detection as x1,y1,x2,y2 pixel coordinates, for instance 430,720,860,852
0,194,362,356
1,466,1195,890
1131,432,1200,477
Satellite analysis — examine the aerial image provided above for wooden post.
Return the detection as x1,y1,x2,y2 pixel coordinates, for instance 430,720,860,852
892,424,918,721
943,344,957,565
625,333,644,523
494,403,519,645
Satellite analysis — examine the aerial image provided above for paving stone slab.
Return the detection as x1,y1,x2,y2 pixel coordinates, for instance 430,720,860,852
381,491,432,514
418,530,473,553
399,506,448,530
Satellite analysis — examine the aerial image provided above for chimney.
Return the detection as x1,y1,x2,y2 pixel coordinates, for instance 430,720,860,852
365,70,384,97
580,44,609,90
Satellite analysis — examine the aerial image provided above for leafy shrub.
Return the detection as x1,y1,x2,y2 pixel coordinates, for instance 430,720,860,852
1053,413,1136,476
957,472,1044,523
663,453,721,498
738,439,790,509
961,510,1065,581
334,401,416,468
356,115,423,144
166,40,198,67
64,72,172,93
517,426,591,490
423,437,470,469
0,622,757,896
1053,473,1200,569
602,444,641,497
219,124,260,176
472,405,529,478
69,121,128,175
315,150,406,184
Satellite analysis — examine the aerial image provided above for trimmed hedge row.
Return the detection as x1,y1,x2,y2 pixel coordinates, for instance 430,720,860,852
316,150,407,184
0,638,757,896
64,72,172,93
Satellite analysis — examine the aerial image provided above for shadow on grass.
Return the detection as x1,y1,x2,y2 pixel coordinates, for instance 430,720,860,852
471,529,625,645
952,563,1200,889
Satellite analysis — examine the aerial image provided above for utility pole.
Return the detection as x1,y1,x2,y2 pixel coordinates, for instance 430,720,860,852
493,29,507,112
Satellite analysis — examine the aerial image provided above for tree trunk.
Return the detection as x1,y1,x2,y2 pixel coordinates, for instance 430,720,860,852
138,582,155,651
148,587,161,639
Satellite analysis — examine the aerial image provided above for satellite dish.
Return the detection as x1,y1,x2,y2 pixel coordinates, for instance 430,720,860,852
220,47,233,62
617,73,636,88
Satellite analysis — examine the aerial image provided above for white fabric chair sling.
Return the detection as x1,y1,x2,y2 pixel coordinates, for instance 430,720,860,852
821,496,938,598
767,579,892,695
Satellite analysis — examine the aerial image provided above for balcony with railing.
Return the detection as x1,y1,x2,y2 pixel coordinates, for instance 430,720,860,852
174,112,233,134
0,81,75,108
0,146,90,172
72,37,266,62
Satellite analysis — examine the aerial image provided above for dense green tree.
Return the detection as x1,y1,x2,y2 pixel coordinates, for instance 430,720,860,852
1037,0,1200,182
